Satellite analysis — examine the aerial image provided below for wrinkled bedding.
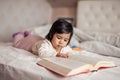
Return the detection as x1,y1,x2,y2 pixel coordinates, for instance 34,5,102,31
0,26,120,80
0,42,120,80
71,27,120,58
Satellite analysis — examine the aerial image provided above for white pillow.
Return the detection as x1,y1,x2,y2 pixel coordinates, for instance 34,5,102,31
31,24,51,38
74,28,94,42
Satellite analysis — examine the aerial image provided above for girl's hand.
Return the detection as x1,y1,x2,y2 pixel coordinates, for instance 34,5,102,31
56,53,69,58
55,46,62,53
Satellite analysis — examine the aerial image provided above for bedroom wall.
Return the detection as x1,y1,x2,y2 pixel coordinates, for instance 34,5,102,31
48,0,78,26
0,0,52,42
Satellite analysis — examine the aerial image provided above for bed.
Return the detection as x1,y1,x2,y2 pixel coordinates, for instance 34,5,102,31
0,0,120,80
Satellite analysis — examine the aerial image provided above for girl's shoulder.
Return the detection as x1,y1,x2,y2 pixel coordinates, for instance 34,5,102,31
42,39,51,44
38,39,52,47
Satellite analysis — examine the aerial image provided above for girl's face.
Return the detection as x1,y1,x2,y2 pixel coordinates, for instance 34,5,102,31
51,33,71,49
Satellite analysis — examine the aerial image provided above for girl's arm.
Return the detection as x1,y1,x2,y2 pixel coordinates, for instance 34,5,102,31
37,40,57,58
56,46,70,58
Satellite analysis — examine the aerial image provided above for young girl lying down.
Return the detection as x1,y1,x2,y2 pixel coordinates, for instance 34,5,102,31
13,19,80,58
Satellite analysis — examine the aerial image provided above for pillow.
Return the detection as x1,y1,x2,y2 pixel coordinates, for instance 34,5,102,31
73,28,94,42
31,24,51,38
79,41,120,58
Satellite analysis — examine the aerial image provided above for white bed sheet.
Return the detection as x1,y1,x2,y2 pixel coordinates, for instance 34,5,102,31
0,42,120,80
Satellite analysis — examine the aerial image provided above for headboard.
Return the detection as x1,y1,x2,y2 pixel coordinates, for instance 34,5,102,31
0,0,52,42
76,0,120,33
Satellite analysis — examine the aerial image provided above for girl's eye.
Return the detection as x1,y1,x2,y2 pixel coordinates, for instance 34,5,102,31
57,37,61,39
64,39,68,42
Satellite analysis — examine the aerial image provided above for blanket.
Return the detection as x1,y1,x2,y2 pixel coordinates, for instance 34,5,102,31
69,27,120,58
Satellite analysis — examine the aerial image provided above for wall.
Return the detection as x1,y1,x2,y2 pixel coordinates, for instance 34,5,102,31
48,0,78,26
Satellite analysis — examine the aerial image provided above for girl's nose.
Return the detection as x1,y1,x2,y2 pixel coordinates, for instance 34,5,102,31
59,39,64,44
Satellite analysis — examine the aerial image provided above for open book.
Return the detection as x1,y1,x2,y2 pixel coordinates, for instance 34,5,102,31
37,57,115,77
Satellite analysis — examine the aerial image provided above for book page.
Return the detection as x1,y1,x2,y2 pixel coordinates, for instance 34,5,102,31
69,50,109,65
93,61,115,70
69,54,115,71
69,54,103,65
43,57,90,69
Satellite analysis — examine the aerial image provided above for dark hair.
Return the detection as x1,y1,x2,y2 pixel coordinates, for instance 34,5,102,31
46,19,73,44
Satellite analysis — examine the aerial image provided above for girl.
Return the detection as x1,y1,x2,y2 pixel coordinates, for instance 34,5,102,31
13,19,73,58
32,19,73,58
